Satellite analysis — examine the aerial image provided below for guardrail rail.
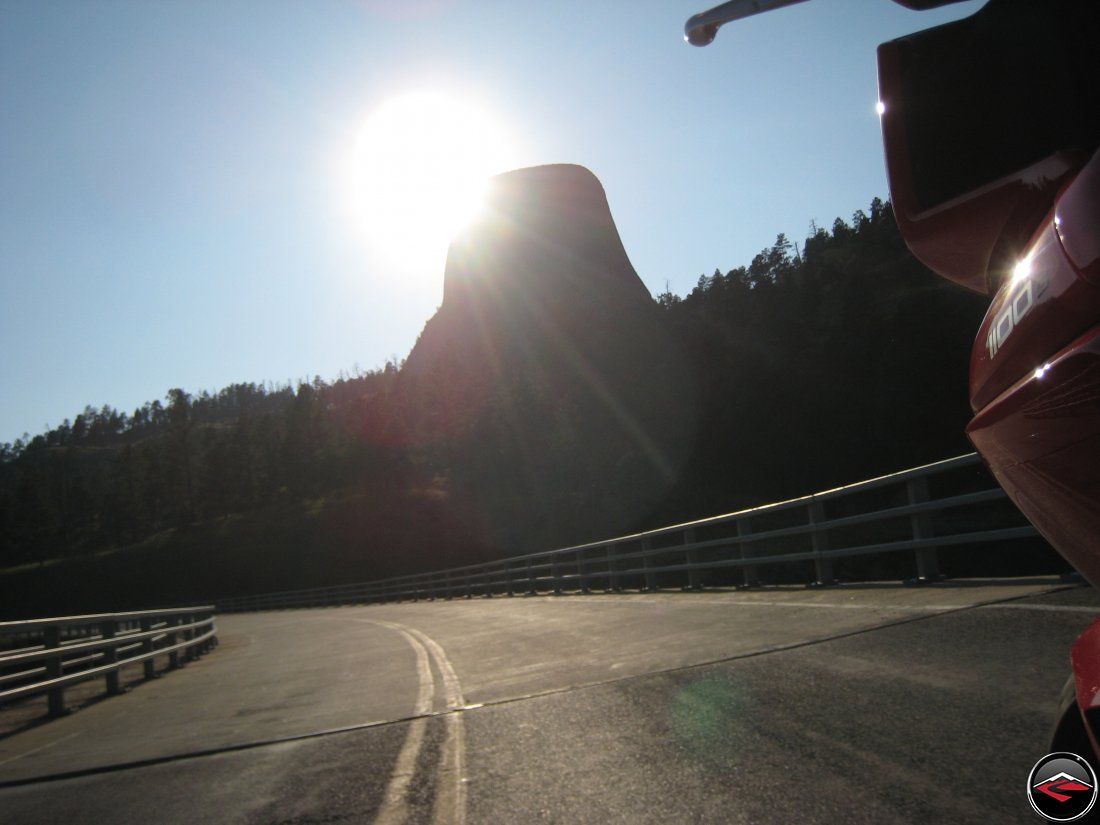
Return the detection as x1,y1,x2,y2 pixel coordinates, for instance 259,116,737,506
0,606,217,717
217,453,1045,612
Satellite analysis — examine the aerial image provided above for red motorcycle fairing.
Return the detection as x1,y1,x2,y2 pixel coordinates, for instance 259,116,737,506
876,0,1100,294
1055,147,1100,287
967,149,1100,588
1070,619,1100,761
968,151,1100,413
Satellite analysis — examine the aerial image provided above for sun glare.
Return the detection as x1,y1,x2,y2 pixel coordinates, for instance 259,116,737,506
351,91,515,274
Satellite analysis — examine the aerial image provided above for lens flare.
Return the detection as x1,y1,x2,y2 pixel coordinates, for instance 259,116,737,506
349,91,517,278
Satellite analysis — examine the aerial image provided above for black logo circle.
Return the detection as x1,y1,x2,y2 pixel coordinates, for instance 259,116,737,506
1028,752,1099,822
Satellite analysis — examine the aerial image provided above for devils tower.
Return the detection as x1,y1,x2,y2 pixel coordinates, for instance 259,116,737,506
406,164,658,375
401,164,697,552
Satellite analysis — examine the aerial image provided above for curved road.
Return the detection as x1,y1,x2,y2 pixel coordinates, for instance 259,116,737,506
1,577,1096,823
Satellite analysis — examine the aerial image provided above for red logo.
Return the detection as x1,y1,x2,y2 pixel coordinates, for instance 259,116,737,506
1036,773,1095,804
1028,753,1099,822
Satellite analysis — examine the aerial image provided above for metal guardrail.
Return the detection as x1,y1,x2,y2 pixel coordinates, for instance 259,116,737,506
217,453,1043,613
0,606,217,717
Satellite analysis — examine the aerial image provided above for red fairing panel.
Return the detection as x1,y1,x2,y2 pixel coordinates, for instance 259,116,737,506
1072,618,1100,760
967,150,1100,587
969,156,1100,413
1055,149,1100,287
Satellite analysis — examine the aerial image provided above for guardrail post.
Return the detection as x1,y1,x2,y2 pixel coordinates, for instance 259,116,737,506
908,476,941,581
642,537,657,592
552,553,563,595
141,617,157,680
809,499,835,586
45,625,67,717
167,616,181,670
578,548,590,594
737,519,759,588
684,528,702,591
185,613,198,662
101,620,122,695
608,544,621,592
203,611,216,653
525,557,537,595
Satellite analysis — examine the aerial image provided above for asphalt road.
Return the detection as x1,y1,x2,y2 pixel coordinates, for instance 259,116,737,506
1,577,1096,824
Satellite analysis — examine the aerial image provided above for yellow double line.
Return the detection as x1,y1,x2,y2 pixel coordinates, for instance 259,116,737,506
367,620,468,825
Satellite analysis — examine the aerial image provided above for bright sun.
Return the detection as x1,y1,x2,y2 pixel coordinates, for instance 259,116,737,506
351,91,515,274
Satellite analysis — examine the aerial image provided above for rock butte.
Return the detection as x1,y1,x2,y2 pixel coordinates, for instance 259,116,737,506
405,163,659,379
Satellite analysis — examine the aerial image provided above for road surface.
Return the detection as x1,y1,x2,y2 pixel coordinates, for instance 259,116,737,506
1,577,1096,823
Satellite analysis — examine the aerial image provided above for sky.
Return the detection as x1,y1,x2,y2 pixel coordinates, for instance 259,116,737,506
0,0,985,445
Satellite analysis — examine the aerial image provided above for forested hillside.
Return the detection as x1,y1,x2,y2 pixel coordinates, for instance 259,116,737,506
0,197,994,616
652,197,986,523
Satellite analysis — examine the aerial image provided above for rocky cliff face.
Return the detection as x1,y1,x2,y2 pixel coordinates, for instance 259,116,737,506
406,164,656,376
401,164,698,552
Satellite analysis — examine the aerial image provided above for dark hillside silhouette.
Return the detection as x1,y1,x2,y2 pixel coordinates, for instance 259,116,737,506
651,198,988,524
0,168,995,617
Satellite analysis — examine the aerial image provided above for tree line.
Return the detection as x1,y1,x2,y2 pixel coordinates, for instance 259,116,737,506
650,197,986,522
0,369,408,567
0,198,999,611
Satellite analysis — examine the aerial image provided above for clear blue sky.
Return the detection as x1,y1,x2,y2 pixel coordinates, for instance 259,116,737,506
0,0,983,444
